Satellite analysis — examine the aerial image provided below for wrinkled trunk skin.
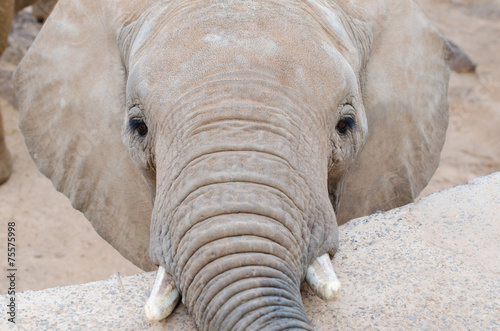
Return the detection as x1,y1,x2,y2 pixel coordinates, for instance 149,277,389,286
149,77,338,330
0,108,12,184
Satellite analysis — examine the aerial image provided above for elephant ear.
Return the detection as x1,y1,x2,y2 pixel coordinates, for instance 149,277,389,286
15,0,156,270
336,0,451,224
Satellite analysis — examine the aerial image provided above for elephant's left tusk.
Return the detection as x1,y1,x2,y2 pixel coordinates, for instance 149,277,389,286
145,266,181,321
306,253,341,301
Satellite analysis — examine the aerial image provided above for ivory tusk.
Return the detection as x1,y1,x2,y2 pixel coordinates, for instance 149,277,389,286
145,266,181,321
305,253,341,301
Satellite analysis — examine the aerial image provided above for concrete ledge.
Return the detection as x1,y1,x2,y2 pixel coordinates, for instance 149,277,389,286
2,173,499,330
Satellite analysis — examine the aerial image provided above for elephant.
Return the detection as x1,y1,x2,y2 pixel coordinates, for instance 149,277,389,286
0,0,57,184
14,0,450,329
448,39,476,73
0,0,56,48
0,110,11,184
31,0,57,22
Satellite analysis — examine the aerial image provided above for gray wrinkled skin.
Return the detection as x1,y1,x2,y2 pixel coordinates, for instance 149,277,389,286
15,0,450,329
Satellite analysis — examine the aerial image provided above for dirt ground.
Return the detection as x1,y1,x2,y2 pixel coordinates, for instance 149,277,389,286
0,0,499,292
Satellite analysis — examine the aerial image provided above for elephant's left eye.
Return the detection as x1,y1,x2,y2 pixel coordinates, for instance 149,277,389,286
129,118,148,136
336,117,356,135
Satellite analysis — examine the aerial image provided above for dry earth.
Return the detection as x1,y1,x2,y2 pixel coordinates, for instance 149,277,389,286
0,0,499,293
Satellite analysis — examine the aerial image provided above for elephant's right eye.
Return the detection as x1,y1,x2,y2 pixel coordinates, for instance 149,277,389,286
129,118,148,136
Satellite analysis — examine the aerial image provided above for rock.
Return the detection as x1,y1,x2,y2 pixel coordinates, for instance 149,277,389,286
1,173,499,330
305,171,500,329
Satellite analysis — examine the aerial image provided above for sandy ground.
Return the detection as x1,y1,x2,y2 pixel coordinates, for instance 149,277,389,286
0,0,499,293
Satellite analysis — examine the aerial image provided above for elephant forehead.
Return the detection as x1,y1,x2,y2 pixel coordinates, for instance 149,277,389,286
201,32,280,57
127,1,357,109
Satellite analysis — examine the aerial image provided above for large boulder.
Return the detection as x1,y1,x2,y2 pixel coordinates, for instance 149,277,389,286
2,172,499,329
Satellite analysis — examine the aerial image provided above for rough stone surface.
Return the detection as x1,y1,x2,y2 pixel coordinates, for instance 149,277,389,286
1,173,499,330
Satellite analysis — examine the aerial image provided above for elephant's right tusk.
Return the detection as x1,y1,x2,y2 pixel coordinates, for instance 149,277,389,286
305,253,341,301
145,266,181,321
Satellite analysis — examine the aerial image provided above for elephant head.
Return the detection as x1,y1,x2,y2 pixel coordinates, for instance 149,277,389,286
15,0,450,329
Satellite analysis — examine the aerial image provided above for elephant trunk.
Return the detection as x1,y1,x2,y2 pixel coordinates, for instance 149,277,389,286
149,77,338,329
154,158,319,329
177,213,312,330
